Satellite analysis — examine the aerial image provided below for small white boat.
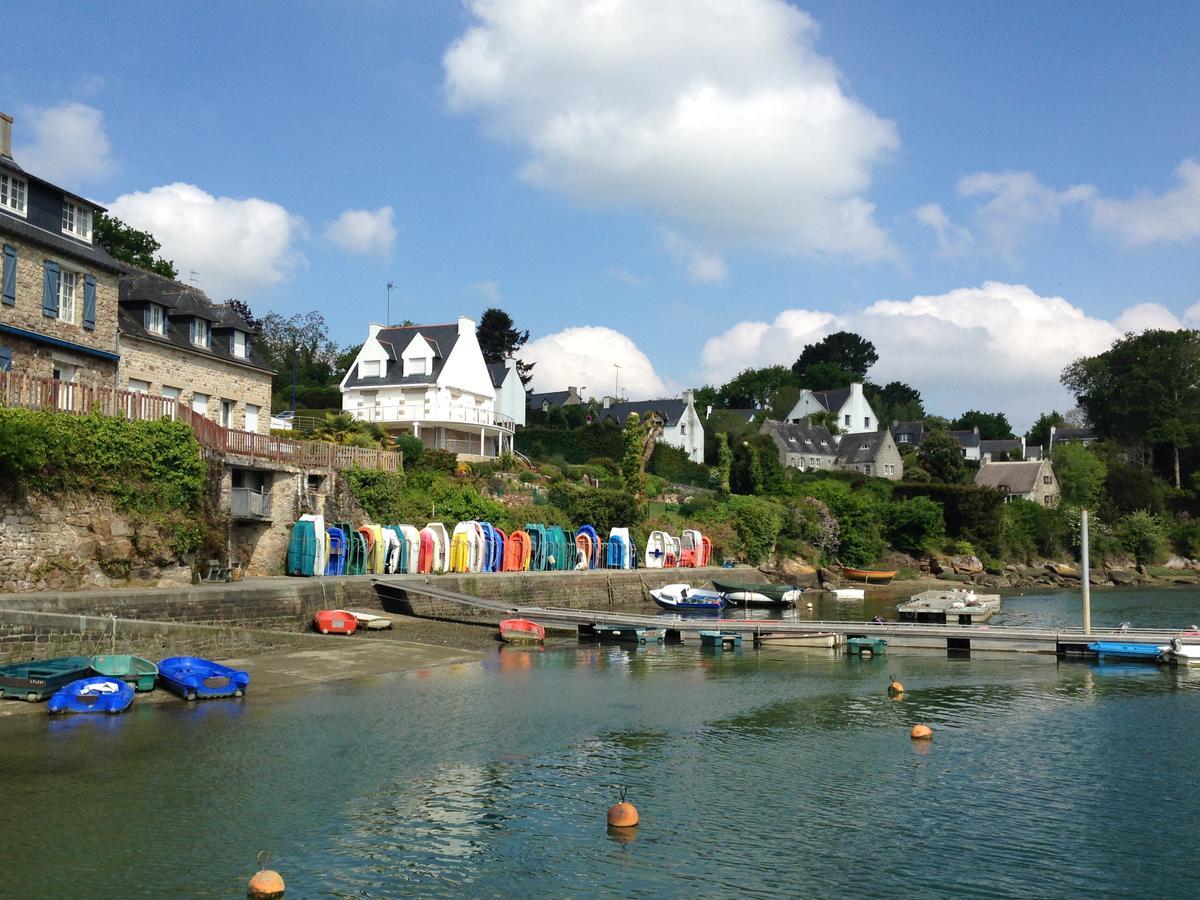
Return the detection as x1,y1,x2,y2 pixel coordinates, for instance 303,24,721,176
1169,637,1200,666
832,588,864,600
754,631,840,648
345,611,393,630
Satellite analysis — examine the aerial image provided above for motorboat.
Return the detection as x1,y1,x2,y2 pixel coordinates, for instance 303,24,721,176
1168,637,1200,666
649,584,727,613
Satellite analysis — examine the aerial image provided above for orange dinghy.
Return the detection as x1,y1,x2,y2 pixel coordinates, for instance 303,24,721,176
499,618,545,645
314,609,358,635
841,566,898,584
504,530,531,571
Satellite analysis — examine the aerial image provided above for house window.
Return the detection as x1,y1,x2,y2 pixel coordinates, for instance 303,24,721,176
148,303,166,335
220,399,235,427
61,200,92,241
844,414,851,426
1044,494,1051,505
407,357,427,376
161,386,181,401
0,171,26,215
865,417,871,428
232,330,248,359
680,423,686,435
1043,475,1051,484
864,464,872,475
190,318,211,348
245,403,260,433
899,434,910,443
127,379,150,393
192,392,209,416
361,359,380,378
58,270,77,323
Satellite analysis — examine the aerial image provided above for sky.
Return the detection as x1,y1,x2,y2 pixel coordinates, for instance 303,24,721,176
4,0,1199,429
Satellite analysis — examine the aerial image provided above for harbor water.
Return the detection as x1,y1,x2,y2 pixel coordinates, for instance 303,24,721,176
2,588,1199,897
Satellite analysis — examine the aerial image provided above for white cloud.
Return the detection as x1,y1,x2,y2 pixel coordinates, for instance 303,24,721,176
1113,302,1184,333
466,280,502,304
325,206,396,256
444,0,900,263
1185,302,1200,328
1091,159,1200,247
955,171,1093,260
523,326,668,399
698,282,1132,428
14,102,115,186
108,183,305,299
914,202,974,258
605,266,647,288
656,227,727,283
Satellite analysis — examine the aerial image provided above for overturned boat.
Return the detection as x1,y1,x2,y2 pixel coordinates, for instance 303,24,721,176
711,578,801,608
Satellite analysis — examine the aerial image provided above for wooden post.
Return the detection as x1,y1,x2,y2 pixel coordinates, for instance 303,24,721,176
1081,509,1091,635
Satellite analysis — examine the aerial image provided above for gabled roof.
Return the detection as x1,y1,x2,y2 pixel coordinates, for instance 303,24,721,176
810,387,852,412
488,362,515,389
836,429,889,465
975,461,1049,494
117,270,272,374
760,420,839,456
528,389,575,409
599,398,687,428
949,429,981,448
1054,426,1097,442
1025,444,1045,461
890,420,925,442
0,202,123,272
341,322,462,389
980,439,1022,453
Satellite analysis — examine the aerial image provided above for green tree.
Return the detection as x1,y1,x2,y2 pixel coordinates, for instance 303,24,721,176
918,429,966,483
868,381,925,426
620,412,646,498
1063,329,1200,487
806,410,840,434
884,495,946,554
715,432,732,498
93,212,177,278
795,362,855,391
1027,410,1065,450
476,307,534,387
717,365,797,409
1115,510,1170,565
792,331,878,380
258,311,341,411
1052,442,1107,508
952,410,1014,440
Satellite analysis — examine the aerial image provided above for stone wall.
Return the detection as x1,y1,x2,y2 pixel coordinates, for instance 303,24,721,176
119,335,273,434
0,230,120,383
0,608,331,666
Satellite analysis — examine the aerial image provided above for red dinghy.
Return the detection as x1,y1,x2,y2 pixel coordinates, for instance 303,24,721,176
499,618,545,645
314,609,358,635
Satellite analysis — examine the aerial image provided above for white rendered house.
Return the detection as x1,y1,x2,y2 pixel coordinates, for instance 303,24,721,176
340,317,516,459
489,358,526,430
598,390,705,463
785,382,879,435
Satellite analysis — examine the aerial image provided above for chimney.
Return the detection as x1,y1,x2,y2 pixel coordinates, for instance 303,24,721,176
0,113,12,160
849,382,863,397
682,389,694,406
602,396,612,410
458,315,474,335
367,323,383,339
568,385,577,397
504,355,516,370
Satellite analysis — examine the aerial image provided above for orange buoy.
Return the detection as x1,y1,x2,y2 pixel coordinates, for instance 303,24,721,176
888,676,905,696
607,787,639,828
910,723,933,741
248,853,285,898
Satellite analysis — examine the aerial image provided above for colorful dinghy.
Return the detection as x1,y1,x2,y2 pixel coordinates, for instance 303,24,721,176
89,654,159,692
158,657,250,701
644,530,670,568
314,609,358,635
325,527,347,576
47,677,135,715
504,530,531,571
499,618,546,645
298,514,327,575
286,519,318,576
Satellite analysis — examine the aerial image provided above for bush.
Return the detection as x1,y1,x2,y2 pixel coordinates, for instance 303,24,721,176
515,424,624,463
1001,499,1069,561
547,483,644,533
893,483,1005,556
1115,510,1170,565
884,496,946,555
647,443,710,487
1174,519,1200,559
793,479,887,566
411,448,456,475
721,495,785,564
395,434,424,467
345,468,505,526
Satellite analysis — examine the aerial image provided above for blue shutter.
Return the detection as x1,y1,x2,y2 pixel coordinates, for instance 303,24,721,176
1,244,15,306
83,274,97,330
0,345,11,372
42,260,60,317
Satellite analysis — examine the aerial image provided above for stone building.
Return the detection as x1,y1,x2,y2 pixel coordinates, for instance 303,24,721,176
760,419,904,480
117,270,273,433
784,382,880,435
0,112,122,386
975,459,1060,506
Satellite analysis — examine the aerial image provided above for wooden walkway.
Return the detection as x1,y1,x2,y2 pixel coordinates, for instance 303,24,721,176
379,579,1194,655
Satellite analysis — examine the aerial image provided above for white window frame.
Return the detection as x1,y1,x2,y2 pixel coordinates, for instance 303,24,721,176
0,171,27,216
127,379,150,393
149,303,166,335
407,357,427,376
161,386,181,401
220,399,235,428
192,392,209,416
245,403,260,433
361,359,381,378
190,318,211,349
232,329,248,359
61,200,92,242
58,270,77,323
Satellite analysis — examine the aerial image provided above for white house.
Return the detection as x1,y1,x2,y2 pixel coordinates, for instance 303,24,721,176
786,382,879,435
340,317,517,459
489,359,526,429
598,390,705,463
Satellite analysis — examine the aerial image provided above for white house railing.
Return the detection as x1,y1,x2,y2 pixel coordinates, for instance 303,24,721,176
348,403,515,433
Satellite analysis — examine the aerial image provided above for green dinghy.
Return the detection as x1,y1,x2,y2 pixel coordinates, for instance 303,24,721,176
0,656,92,701
90,655,159,692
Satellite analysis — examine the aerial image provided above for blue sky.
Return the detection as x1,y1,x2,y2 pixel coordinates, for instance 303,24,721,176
4,0,1199,427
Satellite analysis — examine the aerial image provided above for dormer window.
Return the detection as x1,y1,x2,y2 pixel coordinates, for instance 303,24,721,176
148,303,166,336
407,357,427,376
190,318,211,349
0,172,26,216
61,200,92,242
231,329,248,359
360,359,381,378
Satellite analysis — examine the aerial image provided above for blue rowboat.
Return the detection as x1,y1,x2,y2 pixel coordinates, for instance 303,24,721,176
47,676,135,715
1088,641,1168,662
158,657,250,701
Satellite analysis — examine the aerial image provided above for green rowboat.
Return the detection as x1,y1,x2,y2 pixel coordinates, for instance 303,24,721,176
90,655,159,692
711,579,802,608
0,656,92,701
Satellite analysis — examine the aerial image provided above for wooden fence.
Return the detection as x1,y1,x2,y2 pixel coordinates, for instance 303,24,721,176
0,371,401,473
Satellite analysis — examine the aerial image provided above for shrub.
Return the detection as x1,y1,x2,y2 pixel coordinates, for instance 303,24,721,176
1174,519,1200,559
893,483,1005,556
547,483,644,533
395,434,424,466
411,448,457,475
647,443,710,488
721,495,785,564
1115,510,1170,565
884,496,946,555
1001,499,1069,561
793,479,887,566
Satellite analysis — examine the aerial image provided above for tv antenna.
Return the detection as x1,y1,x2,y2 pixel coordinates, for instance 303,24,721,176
386,281,396,325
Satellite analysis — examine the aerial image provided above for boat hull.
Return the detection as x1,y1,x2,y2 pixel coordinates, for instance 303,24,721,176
1088,641,1167,662
47,676,135,715
500,618,546,644
314,610,358,635
711,580,801,607
0,656,92,702
841,567,898,584
650,585,727,613
89,655,159,692
754,632,839,648
158,657,250,700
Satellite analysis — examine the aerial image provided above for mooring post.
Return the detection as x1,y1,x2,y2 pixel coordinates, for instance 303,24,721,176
1081,509,1091,635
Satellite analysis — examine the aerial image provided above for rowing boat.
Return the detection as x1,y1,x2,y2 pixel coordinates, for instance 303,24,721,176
711,578,801,608
841,566,898,584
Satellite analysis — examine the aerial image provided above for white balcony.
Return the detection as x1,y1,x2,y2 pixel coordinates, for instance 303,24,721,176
347,403,515,434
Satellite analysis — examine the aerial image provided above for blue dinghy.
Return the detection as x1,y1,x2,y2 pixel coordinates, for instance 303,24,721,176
47,676,135,715
1088,641,1167,662
158,657,250,701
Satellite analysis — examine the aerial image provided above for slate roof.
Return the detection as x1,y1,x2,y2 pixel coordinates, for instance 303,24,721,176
760,420,839,457
975,461,1048,494
1025,444,1045,461
890,420,925,444
598,398,687,428
117,270,273,374
0,205,123,272
949,429,981,448
488,362,515,389
980,439,1023,455
341,322,462,389
527,389,576,409
1054,426,1097,442
810,387,852,412
837,429,890,465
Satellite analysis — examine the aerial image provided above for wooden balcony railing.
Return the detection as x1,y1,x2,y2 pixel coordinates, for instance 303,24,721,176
0,371,401,473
